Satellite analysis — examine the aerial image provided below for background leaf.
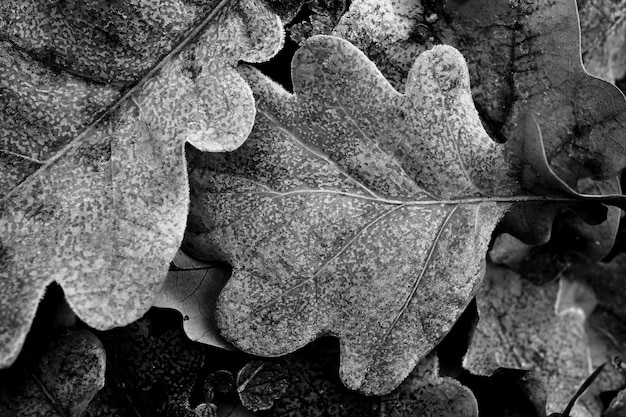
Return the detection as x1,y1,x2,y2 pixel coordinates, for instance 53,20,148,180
0,329,106,417
237,361,289,412
154,250,233,350
464,264,602,417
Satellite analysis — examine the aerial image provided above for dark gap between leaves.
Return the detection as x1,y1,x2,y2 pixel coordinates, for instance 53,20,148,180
437,297,479,378
250,36,299,93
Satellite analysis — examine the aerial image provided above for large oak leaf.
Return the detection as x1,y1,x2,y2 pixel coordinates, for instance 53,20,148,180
0,0,283,368
182,35,551,395
332,0,626,249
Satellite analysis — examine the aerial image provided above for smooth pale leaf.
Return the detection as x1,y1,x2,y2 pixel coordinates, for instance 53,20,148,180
154,250,233,350
0,329,106,417
464,264,601,417
0,0,283,368
181,34,558,395
237,361,289,412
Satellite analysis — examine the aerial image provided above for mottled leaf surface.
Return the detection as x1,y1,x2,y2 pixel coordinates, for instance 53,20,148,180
237,361,289,412
0,329,106,417
181,34,553,395
333,0,626,183
465,264,600,417
380,352,478,417
154,250,233,350
0,0,284,368
332,0,626,246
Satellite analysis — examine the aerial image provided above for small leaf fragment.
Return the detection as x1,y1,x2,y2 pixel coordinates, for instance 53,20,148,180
0,329,106,417
154,250,233,350
380,353,478,417
465,264,601,416
237,361,289,412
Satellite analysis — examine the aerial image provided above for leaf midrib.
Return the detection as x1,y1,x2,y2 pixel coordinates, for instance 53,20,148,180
1,0,232,204
255,104,575,207
210,188,579,206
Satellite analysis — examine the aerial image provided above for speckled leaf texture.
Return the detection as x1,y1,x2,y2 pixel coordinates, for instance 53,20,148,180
332,0,626,249
183,35,535,395
0,329,106,417
0,0,284,368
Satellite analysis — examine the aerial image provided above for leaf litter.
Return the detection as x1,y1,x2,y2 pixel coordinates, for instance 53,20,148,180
181,33,625,395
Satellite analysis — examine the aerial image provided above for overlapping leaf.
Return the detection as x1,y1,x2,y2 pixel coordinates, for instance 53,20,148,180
331,0,626,248
0,0,284,368
180,34,586,395
154,250,233,350
464,264,601,417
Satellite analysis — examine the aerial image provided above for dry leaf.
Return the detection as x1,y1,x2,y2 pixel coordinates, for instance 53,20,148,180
0,0,283,368
237,361,288,412
85,312,205,417
181,34,584,395
332,0,626,247
154,250,233,350
380,352,479,417
0,329,106,417
464,264,600,417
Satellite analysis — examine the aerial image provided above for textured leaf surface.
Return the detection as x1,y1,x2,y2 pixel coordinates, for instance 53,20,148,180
0,0,283,368
379,352,478,417
154,250,233,350
332,0,626,246
576,0,626,83
0,329,106,417
237,361,289,412
181,34,550,395
464,264,600,417
333,0,626,182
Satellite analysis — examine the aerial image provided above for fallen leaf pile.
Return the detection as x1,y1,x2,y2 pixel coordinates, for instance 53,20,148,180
2,0,626,415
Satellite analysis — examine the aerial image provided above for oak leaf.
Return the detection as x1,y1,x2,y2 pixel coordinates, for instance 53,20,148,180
332,0,626,249
464,264,600,417
237,361,289,412
181,34,572,395
0,0,283,368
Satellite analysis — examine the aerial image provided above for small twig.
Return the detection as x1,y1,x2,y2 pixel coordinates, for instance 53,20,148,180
559,362,606,417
